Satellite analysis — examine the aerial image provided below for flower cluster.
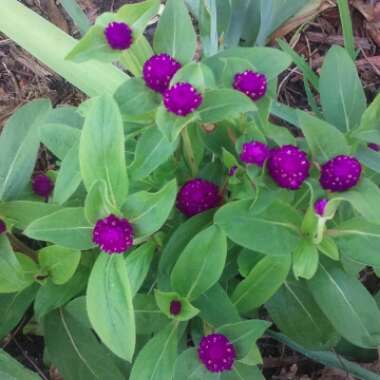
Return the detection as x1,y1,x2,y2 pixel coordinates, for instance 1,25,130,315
32,174,54,199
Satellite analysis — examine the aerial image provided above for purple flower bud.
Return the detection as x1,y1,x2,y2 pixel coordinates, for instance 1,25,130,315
267,145,310,190
169,300,182,316
233,70,267,101
92,214,133,254
32,174,54,199
228,165,238,177
198,333,236,373
143,54,182,94
368,143,380,152
240,140,270,167
319,155,362,192
176,179,221,217
314,198,328,217
163,82,202,117
104,22,133,50
0,219,6,235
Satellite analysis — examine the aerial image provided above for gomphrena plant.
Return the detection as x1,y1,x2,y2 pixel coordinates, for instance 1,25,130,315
0,0,380,379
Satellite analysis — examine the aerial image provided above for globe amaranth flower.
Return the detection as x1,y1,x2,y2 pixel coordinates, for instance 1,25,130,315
267,145,310,190
169,300,182,316
163,82,202,117
314,198,328,217
32,174,54,199
368,143,380,152
0,219,6,235
198,334,236,373
319,155,362,192
240,140,270,167
92,214,133,254
143,54,181,93
104,21,133,50
176,178,221,217
233,70,267,101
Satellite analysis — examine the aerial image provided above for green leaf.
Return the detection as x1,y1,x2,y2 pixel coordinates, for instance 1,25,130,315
44,306,125,380
328,178,380,224
153,0,196,63
129,128,178,181
319,45,366,132
194,284,241,327
84,180,117,224
0,349,42,380
0,99,51,200
87,254,135,361
270,331,380,380
0,236,33,293
237,249,265,277
215,200,301,256
130,322,178,380
0,201,60,230
334,217,380,267
0,284,38,339
53,142,81,205
24,208,94,250
171,225,227,300
38,245,81,285
222,363,265,380
60,0,90,35
79,95,128,208
292,239,319,280
356,146,380,174
155,290,199,321
308,259,380,348
198,89,256,123
126,241,156,296
40,123,80,160
34,266,88,319
158,210,214,289
114,78,160,117
156,105,198,142
174,348,215,380
297,110,349,162
357,92,380,132
219,320,270,359
266,278,338,349
123,179,177,239
232,255,291,313
171,62,216,92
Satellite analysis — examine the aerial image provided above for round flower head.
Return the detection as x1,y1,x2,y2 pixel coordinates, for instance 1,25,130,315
314,198,328,217
368,143,380,152
170,300,182,316
0,219,6,235
163,82,202,117
240,140,270,167
198,333,236,373
233,70,267,101
267,145,310,190
93,214,133,254
32,174,54,199
176,179,221,217
104,21,133,50
143,54,182,93
319,155,362,192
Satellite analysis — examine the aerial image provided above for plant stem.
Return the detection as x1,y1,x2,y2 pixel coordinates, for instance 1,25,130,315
8,234,37,261
181,128,198,177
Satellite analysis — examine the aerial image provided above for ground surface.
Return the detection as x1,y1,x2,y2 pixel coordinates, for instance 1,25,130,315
0,1,380,379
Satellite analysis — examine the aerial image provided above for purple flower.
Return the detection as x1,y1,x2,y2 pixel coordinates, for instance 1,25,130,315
32,174,54,199
314,198,328,217
169,300,182,316
228,165,238,177
368,143,380,152
92,214,133,254
104,22,133,50
233,70,267,101
320,155,362,192
176,179,221,217
0,219,6,235
267,145,310,190
163,82,202,117
143,54,182,94
198,333,236,373
240,140,270,167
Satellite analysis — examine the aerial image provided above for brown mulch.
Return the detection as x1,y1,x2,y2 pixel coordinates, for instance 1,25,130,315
0,1,380,379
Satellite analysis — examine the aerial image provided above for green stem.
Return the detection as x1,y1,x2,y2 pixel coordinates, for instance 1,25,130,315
8,233,37,262
181,128,198,177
